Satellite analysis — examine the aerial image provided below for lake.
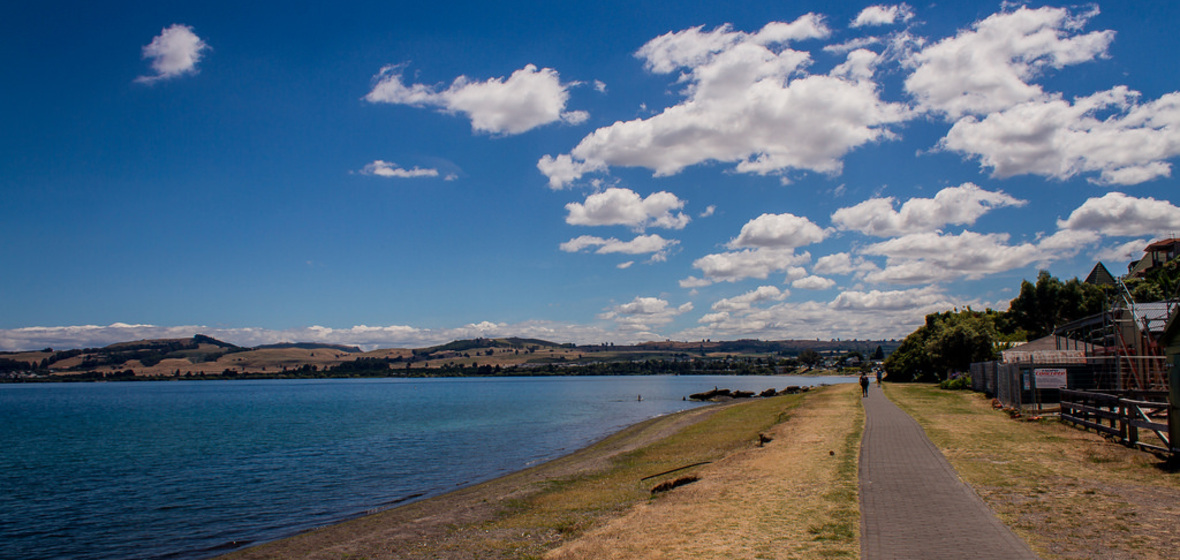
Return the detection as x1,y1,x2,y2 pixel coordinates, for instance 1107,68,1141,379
0,375,851,560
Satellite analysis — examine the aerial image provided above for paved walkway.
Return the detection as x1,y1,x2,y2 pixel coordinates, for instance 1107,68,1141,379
859,384,1039,560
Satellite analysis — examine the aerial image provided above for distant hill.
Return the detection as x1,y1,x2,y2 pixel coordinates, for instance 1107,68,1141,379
255,343,363,353
2,334,898,381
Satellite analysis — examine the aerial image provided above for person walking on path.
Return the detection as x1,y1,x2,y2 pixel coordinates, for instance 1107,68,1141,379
875,368,882,386
859,384,1039,559
859,373,869,397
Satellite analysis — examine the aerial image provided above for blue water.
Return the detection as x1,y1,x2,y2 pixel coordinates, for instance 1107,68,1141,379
0,375,849,560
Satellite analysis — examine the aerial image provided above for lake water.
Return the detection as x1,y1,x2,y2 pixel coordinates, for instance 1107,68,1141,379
0,375,851,560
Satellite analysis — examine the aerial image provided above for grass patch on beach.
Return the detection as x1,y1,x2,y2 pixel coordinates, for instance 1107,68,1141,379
543,383,863,560
475,394,808,556
886,383,1180,560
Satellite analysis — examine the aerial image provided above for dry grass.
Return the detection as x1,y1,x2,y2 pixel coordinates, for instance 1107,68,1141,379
544,383,863,560
887,384,1180,560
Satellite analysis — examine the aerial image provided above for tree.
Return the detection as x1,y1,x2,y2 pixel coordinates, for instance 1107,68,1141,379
797,349,821,366
1007,270,1107,339
885,309,1001,382
870,345,885,360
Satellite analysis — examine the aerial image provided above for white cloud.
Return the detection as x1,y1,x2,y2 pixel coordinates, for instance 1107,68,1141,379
905,6,1114,119
851,4,914,28
679,276,713,289
814,252,880,276
699,205,716,218
1056,192,1180,237
537,154,608,190
784,266,809,282
366,64,586,135
941,88,1180,185
136,24,209,84
359,160,440,179
1095,239,1149,263
684,286,964,341
691,248,811,284
560,234,678,261
565,188,689,231
600,297,693,332
729,212,829,249
538,16,912,188
617,261,634,269
831,285,950,311
831,183,1026,236
792,275,836,290
711,285,789,312
860,230,1074,284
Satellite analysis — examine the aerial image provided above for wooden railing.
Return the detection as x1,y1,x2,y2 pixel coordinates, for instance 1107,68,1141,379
1059,389,1173,455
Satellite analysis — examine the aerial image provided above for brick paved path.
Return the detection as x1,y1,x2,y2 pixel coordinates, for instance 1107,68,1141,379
859,384,1039,559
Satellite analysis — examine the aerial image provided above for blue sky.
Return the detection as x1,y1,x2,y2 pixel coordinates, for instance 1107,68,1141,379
3,1,1180,350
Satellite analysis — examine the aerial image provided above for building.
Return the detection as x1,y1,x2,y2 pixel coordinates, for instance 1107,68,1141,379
1128,238,1180,278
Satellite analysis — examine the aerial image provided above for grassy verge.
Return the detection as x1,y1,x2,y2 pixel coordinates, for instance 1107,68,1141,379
545,383,863,560
469,393,811,559
806,384,863,553
886,383,1180,560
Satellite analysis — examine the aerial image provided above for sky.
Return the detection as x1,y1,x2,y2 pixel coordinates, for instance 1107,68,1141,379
3,1,1180,351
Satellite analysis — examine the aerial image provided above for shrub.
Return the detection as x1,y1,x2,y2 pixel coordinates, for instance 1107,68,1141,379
939,375,972,391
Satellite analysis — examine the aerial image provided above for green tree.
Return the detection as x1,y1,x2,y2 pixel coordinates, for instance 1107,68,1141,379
797,349,821,366
885,309,1001,382
1007,270,1107,338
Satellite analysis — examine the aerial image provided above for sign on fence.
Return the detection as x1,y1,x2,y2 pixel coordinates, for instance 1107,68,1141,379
1034,368,1068,389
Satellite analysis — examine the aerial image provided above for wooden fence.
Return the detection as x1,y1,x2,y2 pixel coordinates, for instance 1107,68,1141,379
1059,389,1173,455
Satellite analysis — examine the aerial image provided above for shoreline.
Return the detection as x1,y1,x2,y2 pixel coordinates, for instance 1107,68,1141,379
218,400,735,560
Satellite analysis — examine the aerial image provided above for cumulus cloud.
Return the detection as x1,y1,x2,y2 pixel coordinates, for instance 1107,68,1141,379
685,285,963,341
1095,239,1150,263
1056,192,1180,237
136,24,209,84
366,64,587,135
600,297,693,333
792,275,837,290
560,234,678,261
565,188,689,231
711,286,789,312
814,253,880,277
691,248,811,284
831,183,1025,236
728,212,828,249
359,160,440,179
902,6,1180,186
941,88,1180,185
904,6,1113,119
830,285,957,313
538,16,911,187
851,4,914,28
679,276,713,289
858,230,1087,284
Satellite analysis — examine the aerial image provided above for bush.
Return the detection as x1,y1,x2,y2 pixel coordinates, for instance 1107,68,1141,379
939,375,972,391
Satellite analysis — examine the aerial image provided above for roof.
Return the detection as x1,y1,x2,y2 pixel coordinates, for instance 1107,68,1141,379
1002,335,1091,364
1145,238,1180,252
1084,262,1116,286
1129,301,1178,334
